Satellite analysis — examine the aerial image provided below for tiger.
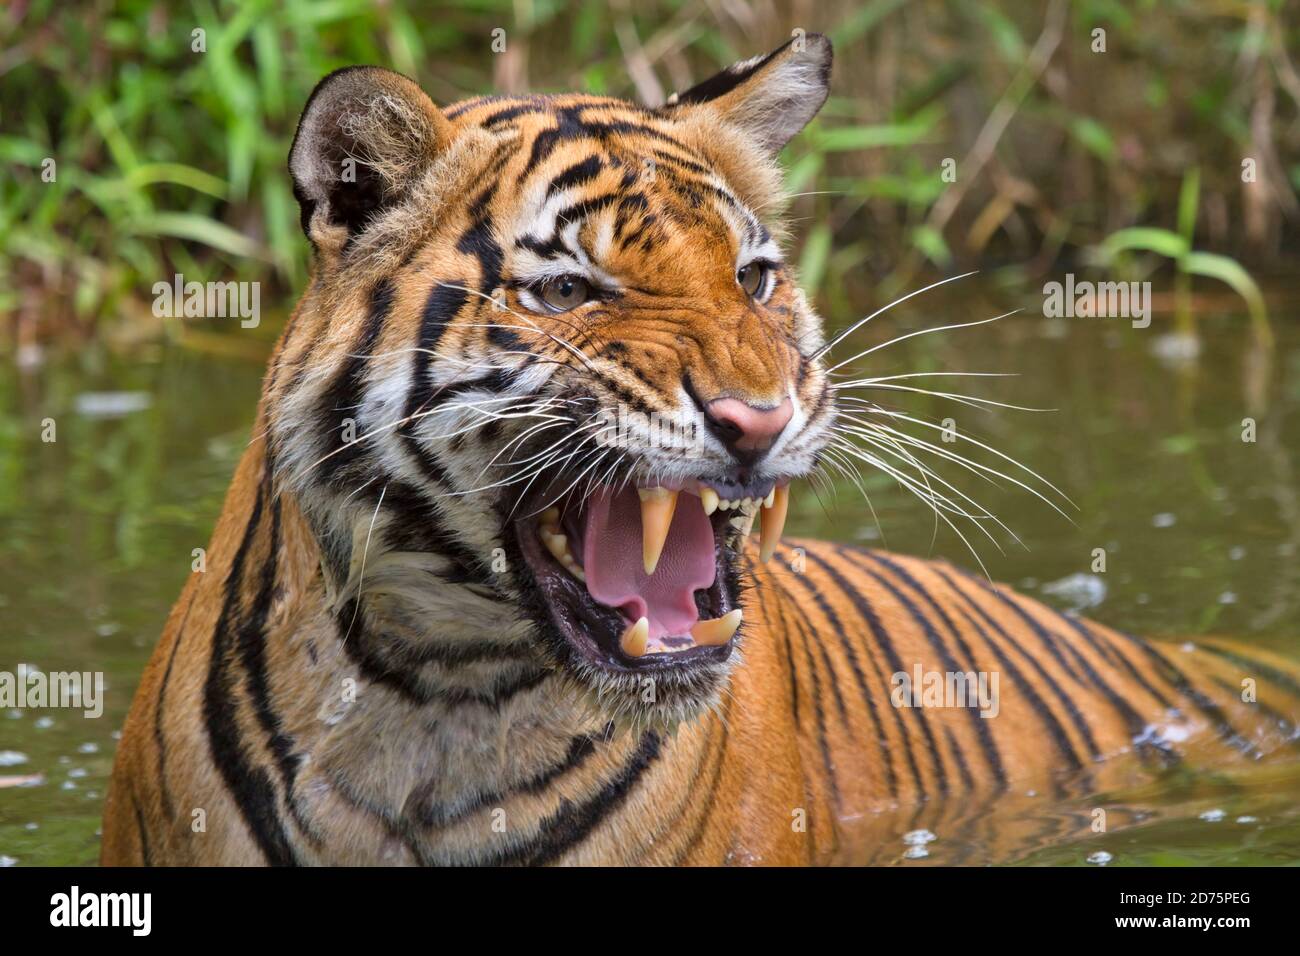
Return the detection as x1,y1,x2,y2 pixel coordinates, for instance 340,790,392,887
101,34,1300,866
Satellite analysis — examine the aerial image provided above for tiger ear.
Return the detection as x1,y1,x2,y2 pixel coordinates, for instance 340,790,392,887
289,66,453,244
662,34,832,156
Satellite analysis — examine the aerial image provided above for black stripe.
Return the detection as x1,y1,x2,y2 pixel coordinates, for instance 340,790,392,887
546,155,603,196
956,568,1094,690
315,278,394,485
486,732,662,865
481,103,546,127
1110,631,1258,756
202,483,299,865
768,577,843,806
233,498,303,798
1047,612,1175,759
857,553,1012,788
131,790,152,867
930,564,1091,773
797,548,934,797
778,553,901,798
1073,618,1174,710
417,725,610,827
669,41,790,106
672,711,731,863
746,559,801,724
395,282,501,589
1196,644,1300,701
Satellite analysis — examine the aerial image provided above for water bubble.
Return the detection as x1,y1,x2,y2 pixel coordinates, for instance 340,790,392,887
1152,513,1176,528
1218,592,1237,605
60,780,76,791
0,856,16,867
903,845,930,860
68,768,88,779
1199,809,1226,822
1087,851,1113,865
1041,573,1107,611
0,751,28,767
1149,332,1200,366
1228,547,1246,561
23,823,38,831
5,709,21,720
76,743,99,754
34,716,54,730
74,391,151,418
1235,815,1258,824
902,829,936,846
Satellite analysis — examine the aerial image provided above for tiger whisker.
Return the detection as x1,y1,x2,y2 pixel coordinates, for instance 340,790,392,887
833,382,1054,414
811,270,980,362
840,404,1077,514
826,310,1021,375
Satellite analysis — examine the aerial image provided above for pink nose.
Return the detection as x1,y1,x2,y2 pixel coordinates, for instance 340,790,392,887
704,396,794,455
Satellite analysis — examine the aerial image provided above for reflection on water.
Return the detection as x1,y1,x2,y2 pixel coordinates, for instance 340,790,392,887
1,293,1298,866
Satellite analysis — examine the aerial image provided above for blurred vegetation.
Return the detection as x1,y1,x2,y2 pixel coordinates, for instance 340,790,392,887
1,0,1298,346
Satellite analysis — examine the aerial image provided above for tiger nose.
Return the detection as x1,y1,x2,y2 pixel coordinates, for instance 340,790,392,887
703,396,794,461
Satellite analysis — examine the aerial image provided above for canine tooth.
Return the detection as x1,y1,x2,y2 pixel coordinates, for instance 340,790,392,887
562,555,586,582
700,487,719,516
764,487,776,509
759,484,790,563
638,487,678,575
620,616,649,657
691,608,742,646
543,532,568,561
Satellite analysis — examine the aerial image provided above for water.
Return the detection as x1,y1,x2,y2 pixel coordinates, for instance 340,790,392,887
2,294,1298,866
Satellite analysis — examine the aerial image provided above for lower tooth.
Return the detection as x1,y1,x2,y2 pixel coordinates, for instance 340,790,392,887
730,511,756,538
691,608,742,646
543,532,568,560
620,617,649,657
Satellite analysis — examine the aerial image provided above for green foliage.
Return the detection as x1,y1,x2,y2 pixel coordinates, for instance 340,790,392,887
0,0,1295,338
1094,170,1272,345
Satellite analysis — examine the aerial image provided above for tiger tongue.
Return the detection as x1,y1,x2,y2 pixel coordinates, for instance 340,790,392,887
583,486,717,641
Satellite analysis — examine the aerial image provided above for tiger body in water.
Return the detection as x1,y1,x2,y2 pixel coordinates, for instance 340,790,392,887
102,35,1299,866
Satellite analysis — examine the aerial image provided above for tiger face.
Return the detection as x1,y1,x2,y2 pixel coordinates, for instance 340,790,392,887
273,36,835,727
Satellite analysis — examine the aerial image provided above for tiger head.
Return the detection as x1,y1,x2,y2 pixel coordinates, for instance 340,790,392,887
270,36,836,727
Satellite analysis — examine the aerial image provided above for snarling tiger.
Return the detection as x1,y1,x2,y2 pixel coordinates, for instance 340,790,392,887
102,35,1299,866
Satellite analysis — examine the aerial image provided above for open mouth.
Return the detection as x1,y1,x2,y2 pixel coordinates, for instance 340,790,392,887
515,479,790,673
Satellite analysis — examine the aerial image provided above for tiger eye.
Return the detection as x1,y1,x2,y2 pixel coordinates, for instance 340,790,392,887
539,275,591,312
737,262,766,297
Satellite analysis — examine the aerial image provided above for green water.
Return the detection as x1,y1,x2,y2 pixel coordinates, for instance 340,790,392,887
2,293,1298,866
